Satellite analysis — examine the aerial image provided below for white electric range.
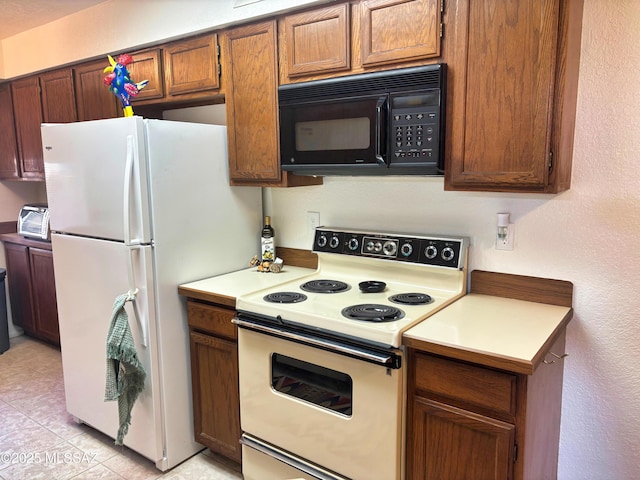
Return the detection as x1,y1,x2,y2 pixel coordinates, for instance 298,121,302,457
235,227,469,480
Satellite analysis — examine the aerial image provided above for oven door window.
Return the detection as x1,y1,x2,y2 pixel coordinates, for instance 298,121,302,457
271,353,353,416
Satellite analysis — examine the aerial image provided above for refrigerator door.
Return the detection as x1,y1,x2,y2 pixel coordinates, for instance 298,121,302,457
51,233,162,462
42,117,151,244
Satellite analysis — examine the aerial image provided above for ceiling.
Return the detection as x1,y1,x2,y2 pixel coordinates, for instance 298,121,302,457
0,0,108,40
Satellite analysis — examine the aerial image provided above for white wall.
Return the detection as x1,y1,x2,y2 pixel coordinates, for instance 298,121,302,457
267,1,640,478
0,0,638,478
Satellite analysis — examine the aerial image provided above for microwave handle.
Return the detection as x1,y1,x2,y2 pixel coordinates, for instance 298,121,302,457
375,96,388,166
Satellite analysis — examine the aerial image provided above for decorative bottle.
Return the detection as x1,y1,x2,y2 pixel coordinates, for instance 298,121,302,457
261,216,275,262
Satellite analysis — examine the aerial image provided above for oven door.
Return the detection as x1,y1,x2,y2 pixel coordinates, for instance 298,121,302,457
237,324,405,480
279,95,388,174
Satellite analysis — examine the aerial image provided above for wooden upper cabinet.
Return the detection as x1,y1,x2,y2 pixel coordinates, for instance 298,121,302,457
280,0,441,83
163,33,220,96
74,58,120,121
11,76,45,179
222,20,322,187
40,68,77,123
0,84,20,180
128,49,164,101
358,0,442,67
280,4,351,78
444,0,583,193
222,21,280,183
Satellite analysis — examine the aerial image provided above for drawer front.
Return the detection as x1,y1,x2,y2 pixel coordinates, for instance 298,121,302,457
187,300,236,340
413,352,517,418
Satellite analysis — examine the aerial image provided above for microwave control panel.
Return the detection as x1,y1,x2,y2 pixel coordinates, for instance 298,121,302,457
389,91,441,165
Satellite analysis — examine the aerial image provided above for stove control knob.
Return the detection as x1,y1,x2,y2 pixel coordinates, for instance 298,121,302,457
329,235,340,249
347,237,359,251
365,241,375,252
383,240,397,257
425,245,438,259
317,234,328,248
441,247,455,262
374,241,383,252
400,243,413,257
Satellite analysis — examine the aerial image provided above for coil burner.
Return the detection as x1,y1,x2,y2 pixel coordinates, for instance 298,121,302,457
389,293,433,305
301,279,350,294
263,292,308,304
341,304,405,323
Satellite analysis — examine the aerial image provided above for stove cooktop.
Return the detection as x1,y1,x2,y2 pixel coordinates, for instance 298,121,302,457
236,228,470,347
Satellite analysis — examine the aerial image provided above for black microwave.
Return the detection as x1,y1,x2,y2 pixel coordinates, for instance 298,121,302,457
279,64,446,176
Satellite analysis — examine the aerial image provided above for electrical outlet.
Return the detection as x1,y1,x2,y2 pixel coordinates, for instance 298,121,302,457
495,223,515,250
307,211,320,235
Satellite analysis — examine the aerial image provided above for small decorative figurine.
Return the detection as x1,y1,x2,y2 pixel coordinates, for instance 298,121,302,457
103,54,148,117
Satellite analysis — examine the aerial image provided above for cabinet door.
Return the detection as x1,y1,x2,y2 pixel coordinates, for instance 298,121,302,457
29,248,60,346
359,0,442,67
408,397,515,480
40,68,78,123
222,21,281,183
3,243,36,332
163,34,220,96
444,0,581,192
281,4,350,79
74,59,120,121
0,84,20,179
190,330,241,463
11,76,45,179
128,48,164,101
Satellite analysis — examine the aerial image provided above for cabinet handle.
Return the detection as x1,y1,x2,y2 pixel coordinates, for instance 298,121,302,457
543,351,568,364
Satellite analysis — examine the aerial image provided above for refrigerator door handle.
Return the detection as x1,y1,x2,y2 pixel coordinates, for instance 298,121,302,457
126,244,148,348
123,135,134,246
123,135,142,247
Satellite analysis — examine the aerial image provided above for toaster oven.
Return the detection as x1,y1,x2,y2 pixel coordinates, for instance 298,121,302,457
18,204,50,241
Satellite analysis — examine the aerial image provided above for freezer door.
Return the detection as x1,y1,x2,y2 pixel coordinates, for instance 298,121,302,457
42,117,151,243
51,233,162,462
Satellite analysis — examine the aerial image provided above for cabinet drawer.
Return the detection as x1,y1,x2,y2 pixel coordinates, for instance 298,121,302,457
187,300,236,340
413,353,517,418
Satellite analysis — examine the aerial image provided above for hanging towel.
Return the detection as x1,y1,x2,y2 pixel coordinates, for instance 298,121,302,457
104,293,146,445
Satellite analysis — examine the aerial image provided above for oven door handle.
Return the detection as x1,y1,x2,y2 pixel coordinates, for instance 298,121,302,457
240,434,349,480
233,317,399,368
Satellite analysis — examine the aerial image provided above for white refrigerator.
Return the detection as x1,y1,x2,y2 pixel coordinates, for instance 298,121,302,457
42,117,261,470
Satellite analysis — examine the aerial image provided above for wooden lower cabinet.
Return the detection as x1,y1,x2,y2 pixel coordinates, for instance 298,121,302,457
407,330,567,480
186,300,241,463
410,398,515,480
2,237,59,346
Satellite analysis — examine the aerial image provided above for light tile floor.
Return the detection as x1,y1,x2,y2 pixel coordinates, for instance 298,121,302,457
0,336,243,480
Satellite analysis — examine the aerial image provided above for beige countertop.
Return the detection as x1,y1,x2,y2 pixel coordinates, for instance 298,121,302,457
178,265,315,307
180,267,573,376
403,293,573,375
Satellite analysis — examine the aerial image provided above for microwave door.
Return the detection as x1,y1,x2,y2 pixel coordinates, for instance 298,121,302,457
280,95,388,173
